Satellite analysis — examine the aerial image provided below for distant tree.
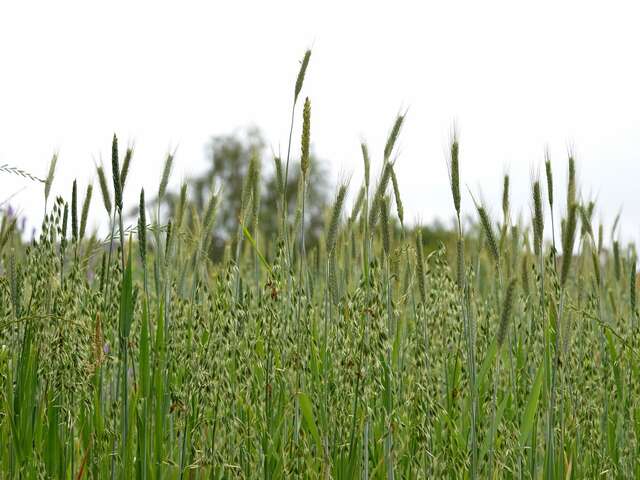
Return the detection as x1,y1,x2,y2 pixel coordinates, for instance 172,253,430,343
171,126,330,261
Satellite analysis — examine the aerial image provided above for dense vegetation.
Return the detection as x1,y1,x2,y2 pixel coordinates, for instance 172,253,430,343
1,51,639,479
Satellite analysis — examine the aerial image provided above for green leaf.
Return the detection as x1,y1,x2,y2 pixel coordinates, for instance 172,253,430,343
243,226,272,275
298,392,322,452
478,339,498,395
519,360,544,445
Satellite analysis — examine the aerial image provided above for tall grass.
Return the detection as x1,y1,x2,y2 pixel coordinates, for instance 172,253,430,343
0,52,639,480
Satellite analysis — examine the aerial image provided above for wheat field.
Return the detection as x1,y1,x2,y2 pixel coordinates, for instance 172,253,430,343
0,51,639,479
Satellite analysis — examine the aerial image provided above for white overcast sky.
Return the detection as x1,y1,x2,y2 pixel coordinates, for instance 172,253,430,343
1,1,639,242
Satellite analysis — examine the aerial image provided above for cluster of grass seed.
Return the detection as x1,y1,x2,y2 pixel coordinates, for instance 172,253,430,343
1,51,640,480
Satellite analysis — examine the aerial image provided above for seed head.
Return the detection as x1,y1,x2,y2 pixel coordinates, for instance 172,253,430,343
96,164,112,215
450,135,460,215
532,181,544,256
597,223,603,254
79,184,93,240
502,174,510,221
521,255,530,297
327,182,348,255
176,183,187,231
203,193,219,235
361,143,371,190
390,164,404,227
61,202,69,249
380,197,390,256
328,252,339,305
497,278,517,348
579,203,594,240
138,188,146,264
384,114,404,162
112,134,122,211
545,149,553,208
158,152,174,202
477,205,500,266
274,156,284,197
120,146,133,192
567,155,576,210
350,185,365,224
165,220,173,259
44,153,58,206
369,162,393,231
301,97,311,178
591,250,601,287
561,203,578,286
294,49,311,102
71,180,78,242
613,240,621,282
